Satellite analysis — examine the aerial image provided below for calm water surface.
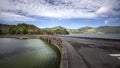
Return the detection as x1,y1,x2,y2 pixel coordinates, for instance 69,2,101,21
63,34,120,39
0,38,60,68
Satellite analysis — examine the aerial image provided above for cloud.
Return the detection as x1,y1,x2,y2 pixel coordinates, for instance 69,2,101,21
104,18,120,24
0,0,14,10
104,19,109,25
13,0,102,19
0,0,120,21
96,0,120,17
0,11,36,21
96,7,111,15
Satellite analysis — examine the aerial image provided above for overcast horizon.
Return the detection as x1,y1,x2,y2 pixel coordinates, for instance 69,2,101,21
0,0,120,29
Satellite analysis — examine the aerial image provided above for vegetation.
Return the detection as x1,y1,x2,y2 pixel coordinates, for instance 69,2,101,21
0,24,11,34
44,26,69,34
78,26,103,34
69,26,120,34
8,23,42,34
97,26,120,34
1,23,120,34
0,23,69,35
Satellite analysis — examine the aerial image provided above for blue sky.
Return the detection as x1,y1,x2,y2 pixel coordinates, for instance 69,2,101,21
0,0,120,29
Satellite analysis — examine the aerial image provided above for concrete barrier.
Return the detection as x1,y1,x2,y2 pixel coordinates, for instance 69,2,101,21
40,36,68,68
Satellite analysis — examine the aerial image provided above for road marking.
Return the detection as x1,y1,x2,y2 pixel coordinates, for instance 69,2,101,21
109,54,120,56
109,54,120,60
118,57,120,59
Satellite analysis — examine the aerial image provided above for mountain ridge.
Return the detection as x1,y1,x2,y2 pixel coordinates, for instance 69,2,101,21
1,23,120,34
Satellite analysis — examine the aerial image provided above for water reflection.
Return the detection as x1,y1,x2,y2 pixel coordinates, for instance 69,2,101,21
0,38,60,68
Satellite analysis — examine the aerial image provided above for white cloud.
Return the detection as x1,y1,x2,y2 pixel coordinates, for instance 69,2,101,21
0,12,36,21
0,0,14,10
104,18,120,24
22,0,106,19
0,0,120,21
96,0,120,17
96,7,111,15
104,19,109,25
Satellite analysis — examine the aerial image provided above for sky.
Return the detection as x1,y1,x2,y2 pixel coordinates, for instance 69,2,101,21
0,0,120,29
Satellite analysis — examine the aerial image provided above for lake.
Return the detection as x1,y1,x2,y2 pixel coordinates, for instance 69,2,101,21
0,38,60,68
62,34,120,39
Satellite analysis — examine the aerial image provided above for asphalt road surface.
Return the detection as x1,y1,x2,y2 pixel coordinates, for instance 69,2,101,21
60,36,120,68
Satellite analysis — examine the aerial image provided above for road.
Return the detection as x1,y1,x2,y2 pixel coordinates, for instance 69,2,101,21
60,36,120,68
61,39,88,68
1,35,120,68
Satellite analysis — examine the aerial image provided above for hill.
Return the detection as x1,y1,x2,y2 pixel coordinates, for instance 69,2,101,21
97,26,120,34
43,26,69,34
70,26,120,34
0,23,43,34
1,23,120,34
77,26,103,34
0,24,12,34
0,23,69,35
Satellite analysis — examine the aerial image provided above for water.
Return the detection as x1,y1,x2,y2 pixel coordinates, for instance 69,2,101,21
0,38,60,68
62,34,120,39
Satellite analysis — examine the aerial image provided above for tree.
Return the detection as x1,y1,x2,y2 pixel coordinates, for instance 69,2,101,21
9,25,17,34
3,23,70,35
53,29,69,34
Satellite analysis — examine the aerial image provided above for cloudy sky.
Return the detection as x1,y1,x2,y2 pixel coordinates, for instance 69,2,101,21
0,0,120,29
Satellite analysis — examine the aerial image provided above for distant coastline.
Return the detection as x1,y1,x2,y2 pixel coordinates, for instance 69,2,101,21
62,34,120,41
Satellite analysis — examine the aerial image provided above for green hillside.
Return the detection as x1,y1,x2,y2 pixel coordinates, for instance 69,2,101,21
0,24,12,34
77,26,103,34
43,26,69,34
70,26,120,34
0,23,69,35
97,26,120,34
1,23,120,34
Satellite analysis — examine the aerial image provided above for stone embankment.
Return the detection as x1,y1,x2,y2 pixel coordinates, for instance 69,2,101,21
0,35,69,68
40,35,69,68
39,35,88,68
40,35,120,68
1,35,120,68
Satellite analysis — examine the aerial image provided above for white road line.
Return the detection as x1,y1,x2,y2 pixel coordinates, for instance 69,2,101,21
109,54,120,56
118,57,120,60
109,54,120,60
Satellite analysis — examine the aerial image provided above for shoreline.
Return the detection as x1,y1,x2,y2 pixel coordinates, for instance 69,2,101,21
0,35,69,68
1,34,120,41
1,35,120,68
61,35,120,41
0,35,63,68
